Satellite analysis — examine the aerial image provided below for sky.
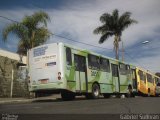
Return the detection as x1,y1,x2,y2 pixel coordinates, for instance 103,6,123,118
0,0,160,73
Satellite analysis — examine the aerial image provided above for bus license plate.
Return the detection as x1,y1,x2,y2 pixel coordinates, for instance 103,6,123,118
40,79,48,84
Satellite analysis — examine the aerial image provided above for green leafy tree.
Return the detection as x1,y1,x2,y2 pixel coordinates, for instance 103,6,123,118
94,9,137,60
2,11,51,55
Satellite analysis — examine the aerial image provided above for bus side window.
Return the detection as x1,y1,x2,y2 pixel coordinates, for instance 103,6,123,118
112,64,118,77
88,54,99,70
132,70,136,80
138,70,144,81
157,82,160,86
119,63,127,75
144,74,146,83
155,78,159,84
66,47,72,65
126,65,130,74
152,77,155,85
99,57,110,72
147,73,152,83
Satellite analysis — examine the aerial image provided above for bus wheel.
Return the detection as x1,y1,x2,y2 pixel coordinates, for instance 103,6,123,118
61,91,75,101
103,94,110,98
92,83,100,99
35,92,43,98
85,93,93,99
155,94,159,97
127,85,134,98
147,88,151,97
125,93,135,98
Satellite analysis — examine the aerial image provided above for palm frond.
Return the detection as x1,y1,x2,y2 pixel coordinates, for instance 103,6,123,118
119,11,137,31
99,32,114,44
22,11,50,30
100,13,111,23
94,9,137,59
112,9,119,30
17,40,28,56
2,23,28,42
112,9,119,22
3,11,52,55
120,19,137,31
93,25,108,34
22,16,33,29
34,27,51,47
31,11,50,27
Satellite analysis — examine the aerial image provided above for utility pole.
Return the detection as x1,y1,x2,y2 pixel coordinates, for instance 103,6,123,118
122,41,125,62
10,69,14,98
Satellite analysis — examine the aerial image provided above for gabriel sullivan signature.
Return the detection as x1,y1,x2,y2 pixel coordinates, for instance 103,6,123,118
1,113,18,120
120,114,160,120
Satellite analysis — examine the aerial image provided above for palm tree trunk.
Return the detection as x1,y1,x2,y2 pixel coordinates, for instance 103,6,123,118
114,35,119,60
31,31,35,48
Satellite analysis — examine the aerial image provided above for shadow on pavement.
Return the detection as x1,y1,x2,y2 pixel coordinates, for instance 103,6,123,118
31,96,108,103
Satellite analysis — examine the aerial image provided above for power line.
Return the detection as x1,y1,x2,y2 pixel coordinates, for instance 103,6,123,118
124,52,147,69
125,39,160,51
51,33,113,51
0,15,147,70
2,15,159,53
0,16,19,23
0,14,157,67
53,32,139,64
0,15,114,51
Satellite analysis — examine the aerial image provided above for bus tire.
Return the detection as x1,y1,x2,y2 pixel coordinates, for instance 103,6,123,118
148,88,151,97
35,92,43,98
92,83,100,99
127,84,133,98
116,94,121,98
155,94,159,97
125,92,135,98
61,91,75,101
85,93,93,99
103,94,110,98
131,93,135,97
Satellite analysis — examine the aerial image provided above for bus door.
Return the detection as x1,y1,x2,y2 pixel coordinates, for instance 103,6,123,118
111,64,120,93
74,54,87,92
131,69,137,91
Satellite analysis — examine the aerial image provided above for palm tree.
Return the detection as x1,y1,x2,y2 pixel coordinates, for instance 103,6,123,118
93,9,137,60
2,11,51,55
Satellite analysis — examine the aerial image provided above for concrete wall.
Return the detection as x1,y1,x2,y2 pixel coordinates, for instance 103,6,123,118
0,49,26,64
0,50,29,98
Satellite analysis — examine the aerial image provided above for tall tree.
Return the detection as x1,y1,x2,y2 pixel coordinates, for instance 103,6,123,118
93,9,137,60
2,11,51,55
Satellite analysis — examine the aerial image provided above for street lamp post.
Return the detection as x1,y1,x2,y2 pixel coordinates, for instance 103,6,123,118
121,40,150,62
121,40,125,62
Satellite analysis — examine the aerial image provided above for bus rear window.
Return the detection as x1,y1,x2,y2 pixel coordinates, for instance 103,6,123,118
66,47,72,65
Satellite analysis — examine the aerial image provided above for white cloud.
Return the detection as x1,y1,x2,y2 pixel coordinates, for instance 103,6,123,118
132,55,160,73
0,0,160,72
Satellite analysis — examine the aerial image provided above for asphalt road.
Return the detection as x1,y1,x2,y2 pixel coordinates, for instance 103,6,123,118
0,96,160,114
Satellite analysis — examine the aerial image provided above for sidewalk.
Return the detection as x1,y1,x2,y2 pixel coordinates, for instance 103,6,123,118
0,94,61,104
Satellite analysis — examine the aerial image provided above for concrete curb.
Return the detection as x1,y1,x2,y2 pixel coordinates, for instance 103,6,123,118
0,97,58,104
0,99,33,104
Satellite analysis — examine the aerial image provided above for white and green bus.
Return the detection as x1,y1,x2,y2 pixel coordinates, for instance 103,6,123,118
28,42,135,100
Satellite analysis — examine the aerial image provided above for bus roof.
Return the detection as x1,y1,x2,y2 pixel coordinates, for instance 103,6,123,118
30,42,149,72
62,42,134,66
